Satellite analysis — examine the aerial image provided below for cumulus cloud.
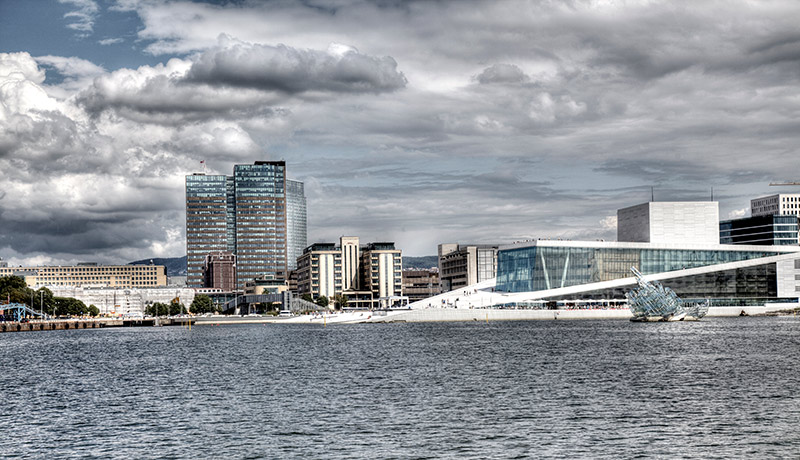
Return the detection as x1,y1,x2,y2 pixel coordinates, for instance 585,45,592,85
475,64,529,84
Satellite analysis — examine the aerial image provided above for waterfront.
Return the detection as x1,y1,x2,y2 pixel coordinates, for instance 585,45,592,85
1,318,799,458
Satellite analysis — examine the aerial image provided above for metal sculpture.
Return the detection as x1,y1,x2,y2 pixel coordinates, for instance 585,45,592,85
626,267,708,321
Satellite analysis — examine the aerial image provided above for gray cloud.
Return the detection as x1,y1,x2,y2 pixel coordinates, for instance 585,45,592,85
186,39,407,94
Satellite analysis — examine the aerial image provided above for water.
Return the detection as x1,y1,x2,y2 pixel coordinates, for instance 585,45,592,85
1,317,799,458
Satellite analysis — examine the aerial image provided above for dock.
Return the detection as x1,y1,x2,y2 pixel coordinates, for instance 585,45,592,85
0,317,195,333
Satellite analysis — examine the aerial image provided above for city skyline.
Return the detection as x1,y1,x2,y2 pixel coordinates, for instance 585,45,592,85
1,0,800,267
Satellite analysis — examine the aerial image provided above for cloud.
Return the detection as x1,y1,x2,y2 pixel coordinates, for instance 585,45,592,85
59,0,99,35
185,39,407,94
475,64,529,84
98,38,124,46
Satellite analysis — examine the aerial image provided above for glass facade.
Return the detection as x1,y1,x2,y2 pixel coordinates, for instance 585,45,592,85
720,215,799,246
186,162,294,290
185,174,228,288
234,162,286,289
286,179,307,270
495,244,778,293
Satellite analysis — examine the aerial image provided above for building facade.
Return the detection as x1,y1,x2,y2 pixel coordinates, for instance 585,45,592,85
438,243,498,292
402,269,441,303
720,215,799,246
203,251,237,291
185,174,228,287
286,179,308,270
47,286,196,316
186,162,307,290
617,201,720,245
296,238,403,308
494,240,800,304
0,263,167,288
751,193,800,217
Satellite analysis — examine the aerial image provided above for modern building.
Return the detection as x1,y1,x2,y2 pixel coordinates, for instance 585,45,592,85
286,179,308,270
493,239,800,305
186,161,307,290
203,251,237,291
296,237,403,308
438,243,498,292
720,215,799,246
617,201,720,245
751,193,800,217
360,242,403,308
0,263,168,288
402,269,441,303
185,174,228,287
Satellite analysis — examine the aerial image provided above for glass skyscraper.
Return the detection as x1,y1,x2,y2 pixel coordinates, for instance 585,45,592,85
185,161,306,290
286,180,308,270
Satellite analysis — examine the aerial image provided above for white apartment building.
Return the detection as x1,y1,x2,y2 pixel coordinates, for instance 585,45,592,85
751,194,800,217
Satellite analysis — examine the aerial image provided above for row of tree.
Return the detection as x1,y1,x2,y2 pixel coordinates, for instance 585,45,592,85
0,276,99,317
144,294,216,316
299,293,349,309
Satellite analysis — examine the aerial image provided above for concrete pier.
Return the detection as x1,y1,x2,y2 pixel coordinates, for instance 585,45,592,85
0,317,195,333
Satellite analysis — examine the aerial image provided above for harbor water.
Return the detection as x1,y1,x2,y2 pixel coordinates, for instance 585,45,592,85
1,317,799,458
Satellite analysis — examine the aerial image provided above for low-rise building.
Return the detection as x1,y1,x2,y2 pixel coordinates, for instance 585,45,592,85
46,286,196,316
402,269,441,303
0,263,168,288
438,243,498,293
203,251,237,291
751,193,800,217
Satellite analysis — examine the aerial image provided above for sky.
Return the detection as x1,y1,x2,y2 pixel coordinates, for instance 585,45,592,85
1,0,799,266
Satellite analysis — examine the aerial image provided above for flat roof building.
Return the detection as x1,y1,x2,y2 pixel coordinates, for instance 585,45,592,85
618,201,719,245
438,243,498,292
0,264,168,289
751,193,800,218
720,215,799,246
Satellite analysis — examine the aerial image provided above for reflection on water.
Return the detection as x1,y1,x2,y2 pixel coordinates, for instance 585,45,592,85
1,317,799,458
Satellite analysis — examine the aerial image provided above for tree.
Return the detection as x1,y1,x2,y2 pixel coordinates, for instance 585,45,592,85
53,297,88,316
87,304,100,317
316,295,329,308
146,302,169,316
301,293,313,303
190,294,213,314
0,275,34,306
169,299,187,316
333,293,349,310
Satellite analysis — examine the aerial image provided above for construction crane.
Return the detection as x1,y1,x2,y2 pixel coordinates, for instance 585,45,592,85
769,182,800,186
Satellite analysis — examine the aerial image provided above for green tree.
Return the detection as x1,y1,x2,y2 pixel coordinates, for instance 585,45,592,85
53,297,88,316
316,295,329,308
190,294,213,314
169,299,187,316
0,275,34,306
147,302,169,316
35,287,56,316
87,304,100,317
333,293,349,310
301,293,313,303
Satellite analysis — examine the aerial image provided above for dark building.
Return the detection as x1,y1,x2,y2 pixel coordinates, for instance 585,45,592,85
402,269,441,303
203,251,237,291
720,215,799,246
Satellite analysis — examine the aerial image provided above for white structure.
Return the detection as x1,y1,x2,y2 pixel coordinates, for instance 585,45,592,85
47,286,197,316
617,201,719,245
341,236,360,291
751,194,800,217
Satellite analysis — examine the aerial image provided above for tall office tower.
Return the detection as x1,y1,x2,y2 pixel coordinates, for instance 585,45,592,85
186,161,299,290
233,161,287,289
186,174,228,287
286,179,308,270
340,236,360,290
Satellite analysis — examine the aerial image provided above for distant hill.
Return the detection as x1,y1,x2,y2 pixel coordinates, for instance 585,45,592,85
403,256,438,270
129,255,435,275
129,256,187,276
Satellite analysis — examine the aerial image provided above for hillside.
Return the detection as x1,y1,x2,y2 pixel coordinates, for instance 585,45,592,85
129,256,187,276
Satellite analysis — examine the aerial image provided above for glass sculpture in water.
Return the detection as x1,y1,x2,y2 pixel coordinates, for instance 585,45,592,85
626,267,709,321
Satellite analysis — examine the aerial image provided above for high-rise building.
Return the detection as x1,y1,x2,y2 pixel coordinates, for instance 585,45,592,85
185,161,306,290
185,174,228,287
360,242,403,308
286,179,308,270
751,193,800,218
720,215,799,246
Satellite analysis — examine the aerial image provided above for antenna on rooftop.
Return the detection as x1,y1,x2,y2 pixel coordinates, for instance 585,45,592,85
651,186,654,202
711,187,713,201
770,182,800,186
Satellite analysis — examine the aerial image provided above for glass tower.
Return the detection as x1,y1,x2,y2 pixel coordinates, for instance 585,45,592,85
186,161,303,290
286,180,308,270
185,174,228,288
